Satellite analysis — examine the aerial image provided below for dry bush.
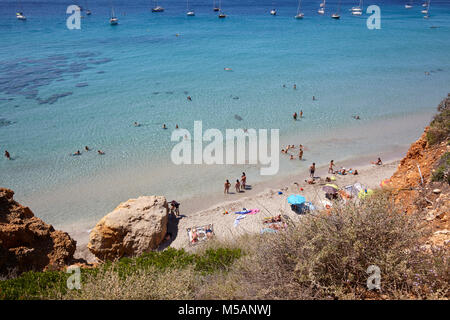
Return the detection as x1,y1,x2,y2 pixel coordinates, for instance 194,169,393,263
199,192,449,300
62,266,199,300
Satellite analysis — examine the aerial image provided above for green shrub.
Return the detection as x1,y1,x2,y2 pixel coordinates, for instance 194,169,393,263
432,152,450,184
0,247,242,300
0,271,69,300
427,96,450,145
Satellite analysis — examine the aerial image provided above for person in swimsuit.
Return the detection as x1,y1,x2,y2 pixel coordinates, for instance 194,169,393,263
328,160,335,174
235,179,241,193
298,148,303,160
309,162,315,178
371,157,382,165
293,112,297,120
97,150,105,155
170,200,180,217
300,110,303,118
241,172,246,190
4,150,10,160
224,180,231,194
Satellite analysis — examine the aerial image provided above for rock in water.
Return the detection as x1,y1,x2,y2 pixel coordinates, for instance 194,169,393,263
87,196,169,261
0,188,76,275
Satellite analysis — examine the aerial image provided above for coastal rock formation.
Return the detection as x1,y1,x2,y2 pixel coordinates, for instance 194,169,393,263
389,95,449,248
0,188,76,275
88,196,169,261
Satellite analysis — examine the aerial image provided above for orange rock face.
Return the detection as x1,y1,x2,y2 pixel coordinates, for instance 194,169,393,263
389,127,448,214
0,188,76,275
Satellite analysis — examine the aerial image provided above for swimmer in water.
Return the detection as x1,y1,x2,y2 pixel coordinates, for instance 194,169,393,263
134,122,141,127
176,124,179,129
187,96,192,101
73,150,81,156
162,124,167,129
85,146,90,151
313,96,316,101
300,110,303,118
4,150,11,160
293,112,297,120
293,84,297,90
98,150,105,155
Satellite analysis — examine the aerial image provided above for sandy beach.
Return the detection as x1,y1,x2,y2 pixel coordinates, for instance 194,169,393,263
74,155,400,261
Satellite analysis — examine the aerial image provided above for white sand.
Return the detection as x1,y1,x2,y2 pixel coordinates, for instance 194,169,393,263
74,159,400,261
167,160,400,250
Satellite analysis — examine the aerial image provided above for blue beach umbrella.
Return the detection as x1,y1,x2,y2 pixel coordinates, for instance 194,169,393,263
287,195,306,205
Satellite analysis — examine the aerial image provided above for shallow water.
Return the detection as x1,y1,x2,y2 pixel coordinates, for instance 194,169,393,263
0,0,449,230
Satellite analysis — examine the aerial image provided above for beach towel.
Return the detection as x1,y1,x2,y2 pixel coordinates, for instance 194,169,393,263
234,208,260,215
234,214,246,227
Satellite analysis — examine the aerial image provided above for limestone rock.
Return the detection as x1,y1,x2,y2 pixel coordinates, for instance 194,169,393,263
88,196,169,261
0,188,76,275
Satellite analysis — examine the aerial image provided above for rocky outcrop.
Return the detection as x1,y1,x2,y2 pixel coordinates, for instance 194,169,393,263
0,188,76,275
389,95,449,248
87,196,169,261
389,128,448,214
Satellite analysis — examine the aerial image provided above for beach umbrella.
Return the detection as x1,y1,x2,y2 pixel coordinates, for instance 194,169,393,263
287,195,306,205
358,188,374,199
325,184,339,190
322,185,338,194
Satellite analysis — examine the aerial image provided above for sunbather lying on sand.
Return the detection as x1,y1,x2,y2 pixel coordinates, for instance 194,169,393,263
371,157,383,165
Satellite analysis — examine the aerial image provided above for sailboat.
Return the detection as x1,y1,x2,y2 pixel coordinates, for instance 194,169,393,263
152,0,164,12
16,0,26,20
270,1,277,15
213,0,219,11
423,0,430,18
422,1,428,6
16,12,26,20
110,6,118,25
186,0,195,16
405,2,413,9
318,1,325,15
295,0,304,19
85,1,91,15
218,0,226,18
351,0,363,15
331,0,341,19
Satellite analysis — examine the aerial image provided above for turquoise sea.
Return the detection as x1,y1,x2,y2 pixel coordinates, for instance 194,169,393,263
0,0,449,230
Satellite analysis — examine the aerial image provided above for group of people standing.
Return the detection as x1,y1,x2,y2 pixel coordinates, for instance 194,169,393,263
281,144,304,161
293,110,303,120
224,172,247,194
